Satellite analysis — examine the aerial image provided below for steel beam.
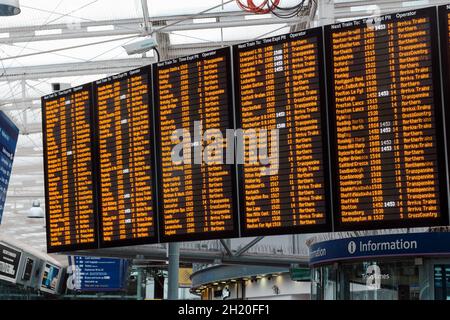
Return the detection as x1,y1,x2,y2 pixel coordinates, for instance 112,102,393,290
219,239,233,256
235,237,264,256
13,147,43,158
334,0,446,9
318,0,335,26
5,194,44,199
0,12,307,44
70,246,307,268
15,122,41,134
153,16,303,32
12,162,44,172
1,97,41,104
0,58,155,81
333,2,446,20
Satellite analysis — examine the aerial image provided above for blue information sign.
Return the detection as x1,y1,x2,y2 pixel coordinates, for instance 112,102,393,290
69,256,128,291
309,232,450,266
0,111,19,224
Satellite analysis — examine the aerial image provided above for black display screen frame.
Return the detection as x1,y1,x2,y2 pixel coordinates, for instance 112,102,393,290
92,65,160,248
438,5,450,231
233,27,333,237
153,47,240,243
0,243,21,283
22,257,34,281
42,83,100,253
325,6,450,231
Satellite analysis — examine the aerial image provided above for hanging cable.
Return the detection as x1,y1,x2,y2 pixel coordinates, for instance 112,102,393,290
236,0,311,18
153,48,161,62
271,1,307,19
236,0,280,14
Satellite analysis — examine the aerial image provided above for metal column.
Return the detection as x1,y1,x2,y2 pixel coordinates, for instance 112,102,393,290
136,268,143,300
140,0,151,35
167,243,180,300
318,0,335,27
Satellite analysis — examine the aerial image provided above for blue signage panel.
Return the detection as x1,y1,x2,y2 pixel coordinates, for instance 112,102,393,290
309,232,450,265
69,256,128,291
0,111,19,224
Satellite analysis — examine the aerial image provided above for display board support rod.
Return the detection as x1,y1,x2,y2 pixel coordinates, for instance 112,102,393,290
136,267,143,300
140,0,151,35
292,234,299,254
318,0,335,26
235,237,264,257
136,254,145,300
219,239,233,256
167,242,180,300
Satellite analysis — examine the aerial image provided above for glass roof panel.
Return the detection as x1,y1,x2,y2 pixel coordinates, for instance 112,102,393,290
0,35,146,68
0,0,144,28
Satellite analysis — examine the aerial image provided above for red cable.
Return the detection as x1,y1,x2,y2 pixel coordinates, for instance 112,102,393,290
249,0,279,14
248,0,268,13
236,0,280,14
236,0,255,12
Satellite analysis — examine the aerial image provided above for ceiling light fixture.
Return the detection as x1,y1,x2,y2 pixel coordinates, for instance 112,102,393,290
0,0,20,16
27,200,44,219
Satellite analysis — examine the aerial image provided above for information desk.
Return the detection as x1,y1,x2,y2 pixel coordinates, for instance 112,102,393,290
234,29,332,236
42,85,98,252
154,48,238,242
94,67,157,247
325,7,448,230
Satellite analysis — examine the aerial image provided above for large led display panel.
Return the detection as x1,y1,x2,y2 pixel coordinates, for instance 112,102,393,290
154,48,238,242
94,67,157,247
234,29,332,236
42,85,99,252
439,5,450,161
325,7,449,230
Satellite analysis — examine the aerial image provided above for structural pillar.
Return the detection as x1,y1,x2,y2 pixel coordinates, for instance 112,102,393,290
318,0,334,27
136,267,143,300
167,242,180,300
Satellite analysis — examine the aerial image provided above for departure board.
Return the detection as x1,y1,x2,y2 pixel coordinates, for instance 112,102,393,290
42,85,99,252
234,28,332,236
94,66,157,247
154,48,238,242
439,5,450,157
325,7,449,230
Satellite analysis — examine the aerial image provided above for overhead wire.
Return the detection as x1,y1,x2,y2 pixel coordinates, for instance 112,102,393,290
151,0,235,35
1,0,307,109
0,34,138,61
2,0,241,91
270,0,308,19
8,0,67,69
26,0,100,27
235,0,311,19
0,0,84,107
1,0,240,62
0,34,141,113
20,3,143,34
0,1,144,67
236,0,280,14
0,0,105,135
